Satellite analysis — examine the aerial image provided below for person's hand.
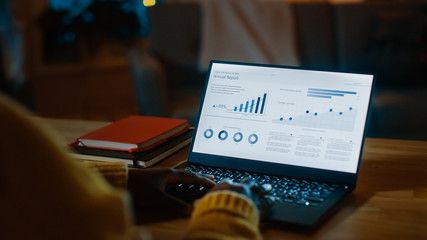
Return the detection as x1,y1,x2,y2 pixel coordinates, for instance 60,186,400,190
209,178,274,217
127,167,215,215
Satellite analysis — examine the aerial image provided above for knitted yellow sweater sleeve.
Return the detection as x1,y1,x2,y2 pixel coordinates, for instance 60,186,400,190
186,190,262,240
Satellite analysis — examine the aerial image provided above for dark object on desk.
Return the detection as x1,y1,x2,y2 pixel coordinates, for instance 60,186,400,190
70,129,193,168
165,182,210,203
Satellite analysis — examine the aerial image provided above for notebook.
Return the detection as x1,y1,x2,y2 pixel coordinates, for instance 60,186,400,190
74,116,190,152
183,61,374,230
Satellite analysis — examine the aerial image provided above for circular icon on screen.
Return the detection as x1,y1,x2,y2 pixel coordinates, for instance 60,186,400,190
248,134,258,144
204,129,214,139
218,130,228,141
233,132,243,142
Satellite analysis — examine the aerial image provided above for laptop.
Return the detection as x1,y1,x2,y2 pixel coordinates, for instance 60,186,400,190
181,61,374,230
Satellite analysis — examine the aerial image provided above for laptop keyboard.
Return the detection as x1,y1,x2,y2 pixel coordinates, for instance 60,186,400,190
186,164,340,207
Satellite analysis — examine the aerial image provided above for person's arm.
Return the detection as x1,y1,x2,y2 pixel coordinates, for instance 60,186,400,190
84,160,263,239
84,160,264,240
0,94,138,240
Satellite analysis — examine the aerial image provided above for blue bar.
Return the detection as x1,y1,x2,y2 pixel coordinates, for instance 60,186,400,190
260,93,267,114
307,91,344,97
308,88,357,95
245,101,249,112
234,106,237,111
255,97,260,113
250,99,255,113
239,104,243,112
307,94,332,99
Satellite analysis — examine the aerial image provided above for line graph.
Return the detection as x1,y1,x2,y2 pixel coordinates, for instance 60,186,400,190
272,106,357,131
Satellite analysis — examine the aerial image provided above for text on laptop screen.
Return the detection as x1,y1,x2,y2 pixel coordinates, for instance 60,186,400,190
192,63,374,174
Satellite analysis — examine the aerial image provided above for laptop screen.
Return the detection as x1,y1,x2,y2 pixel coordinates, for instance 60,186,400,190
191,62,374,174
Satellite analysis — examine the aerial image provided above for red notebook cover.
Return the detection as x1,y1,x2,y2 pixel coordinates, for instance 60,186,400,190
74,116,190,152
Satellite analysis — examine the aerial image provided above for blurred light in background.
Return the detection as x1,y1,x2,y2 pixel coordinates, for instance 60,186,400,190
143,0,156,7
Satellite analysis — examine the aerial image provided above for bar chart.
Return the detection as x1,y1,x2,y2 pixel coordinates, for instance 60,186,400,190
307,88,357,99
228,92,268,115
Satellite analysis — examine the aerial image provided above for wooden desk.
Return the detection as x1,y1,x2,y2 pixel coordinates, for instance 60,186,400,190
43,118,427,239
